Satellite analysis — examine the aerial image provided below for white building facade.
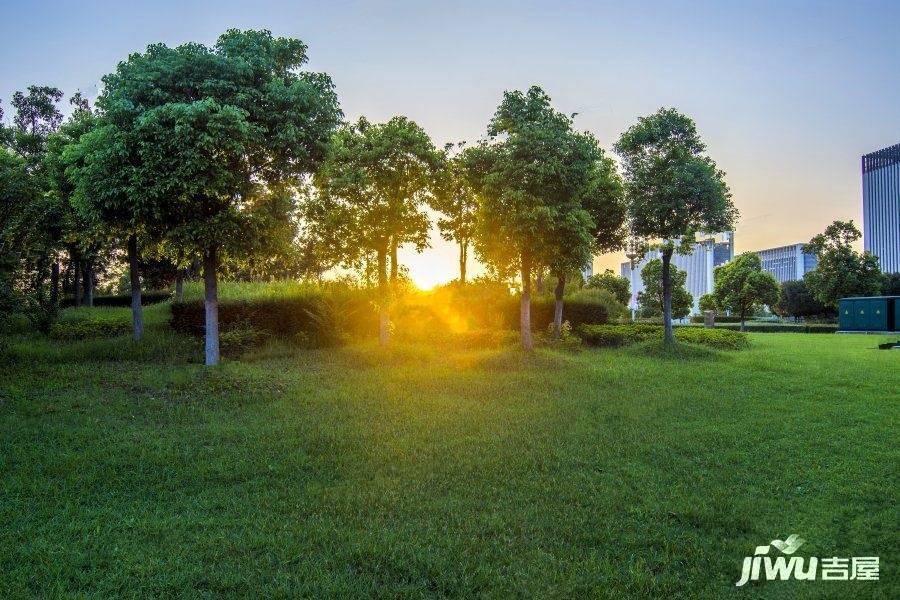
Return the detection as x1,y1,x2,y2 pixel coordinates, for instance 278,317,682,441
621,232,734,316
862,143,900,274
755,243,818,283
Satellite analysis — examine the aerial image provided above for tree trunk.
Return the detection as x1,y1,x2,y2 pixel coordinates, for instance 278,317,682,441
553,273,565,340
83,262,94,307
50,261,60,307
520,255,533,351
175,270,184,301
740,307,746,332
535,270,544,295
378,248,389,346
127,234,143,340
661,247,674,344
73,254,82,308
204,246,220,366
389,237,398,285
459,242,467,285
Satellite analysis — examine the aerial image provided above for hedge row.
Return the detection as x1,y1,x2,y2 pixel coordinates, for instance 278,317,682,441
577,324,749,350
170,295,610,343
61,291,171,308
704,323,838,334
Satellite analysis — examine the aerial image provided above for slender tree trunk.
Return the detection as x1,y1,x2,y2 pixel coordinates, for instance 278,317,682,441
175,270,184,301
83,262,94,307
127,234,143,341
459,242,467,285
73,253,82,308
661,247,674,344
50,261,60,307
378,248,389,346
553,273,565,340
389,237,398,285
535,270,545,295
740,307,746,332
520,254,533,351
204,246,220,366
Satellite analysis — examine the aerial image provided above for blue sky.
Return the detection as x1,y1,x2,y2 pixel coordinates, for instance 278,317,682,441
2,0,898,286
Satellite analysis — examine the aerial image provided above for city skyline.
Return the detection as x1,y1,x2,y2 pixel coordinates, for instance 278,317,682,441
2,0,898,287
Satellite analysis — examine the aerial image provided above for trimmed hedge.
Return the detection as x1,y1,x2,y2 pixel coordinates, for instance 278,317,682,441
49,316,132,340
171,294,610,344
61,291,171,308
706,323,837,334
577,323,749,350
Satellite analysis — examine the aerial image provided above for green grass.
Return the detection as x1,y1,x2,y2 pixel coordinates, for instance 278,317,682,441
0,309,897,598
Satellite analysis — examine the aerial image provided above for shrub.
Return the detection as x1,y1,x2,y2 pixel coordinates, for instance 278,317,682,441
711,323,837,334
49,316,132,340
577,323,748,350
219,327,264,355
60,290,171,308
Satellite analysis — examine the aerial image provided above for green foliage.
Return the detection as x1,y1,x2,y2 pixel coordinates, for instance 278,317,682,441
432,144,479,282
615,108,735,341
882,272,900,296
709,322,838,333
59,290,171,308
712,252,780,324
310,116,442,273
565,286,629,322
586,269,630,306
637,258,693,319
49,314,132,340
803,220,884,308
578,323,748,350
219,326,264,355
775,279,833,318
698,293,718,313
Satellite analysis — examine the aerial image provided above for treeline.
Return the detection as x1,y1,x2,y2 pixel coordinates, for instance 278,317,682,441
1,29,892,364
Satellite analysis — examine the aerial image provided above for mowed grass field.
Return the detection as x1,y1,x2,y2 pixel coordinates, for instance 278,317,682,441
0,306,897,598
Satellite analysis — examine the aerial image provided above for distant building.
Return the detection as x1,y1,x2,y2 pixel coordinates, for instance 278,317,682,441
621,232,734,315
862,143,900,273
755,243,818,283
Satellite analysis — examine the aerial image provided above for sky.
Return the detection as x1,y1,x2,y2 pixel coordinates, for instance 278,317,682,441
2,0,899,288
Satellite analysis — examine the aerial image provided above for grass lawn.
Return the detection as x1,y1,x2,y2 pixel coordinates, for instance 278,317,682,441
0,305,897,598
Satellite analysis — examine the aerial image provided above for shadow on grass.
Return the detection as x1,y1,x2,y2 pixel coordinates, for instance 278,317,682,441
626,340,726,362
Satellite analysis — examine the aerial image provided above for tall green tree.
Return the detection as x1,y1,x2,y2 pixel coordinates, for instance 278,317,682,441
68,29,341,363
712,252,780,331
775,279,831,319
615,108,735,344
432,143,479,284
310,116,441,345
637,258,693,320
803,220,883,308
587,269,631,306
471,86,624,348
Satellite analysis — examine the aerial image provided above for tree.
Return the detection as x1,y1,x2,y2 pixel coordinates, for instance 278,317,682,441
712,252,780,330
587,269,630,306
775,279,832,319
615,108,736,344
432,143,479,284
803,220,883,308
637,258,693,320
883,272,900,296
698,293,717,314
470,86,623,348
68,29,342,364
310,116,441,345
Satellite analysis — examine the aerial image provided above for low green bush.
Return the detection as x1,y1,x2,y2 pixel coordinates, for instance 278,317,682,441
711,323,837,333
577,323,748,350
49,316,132,340
219,327,264,355
61,290,171,308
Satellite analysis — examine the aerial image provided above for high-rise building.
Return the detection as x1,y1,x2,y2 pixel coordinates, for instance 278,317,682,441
755,243,818,283
862,143,900,273
621,232,734,315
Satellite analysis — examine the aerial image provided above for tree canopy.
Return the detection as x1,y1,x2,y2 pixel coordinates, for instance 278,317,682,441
803,220,883,308
713,252,780,329
615,108,735,342
637,258,693,320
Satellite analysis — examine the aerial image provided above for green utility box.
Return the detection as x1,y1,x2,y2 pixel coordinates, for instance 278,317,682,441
838,296,898,332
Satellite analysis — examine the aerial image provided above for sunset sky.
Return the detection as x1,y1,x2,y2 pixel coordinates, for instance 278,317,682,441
3,0,898,288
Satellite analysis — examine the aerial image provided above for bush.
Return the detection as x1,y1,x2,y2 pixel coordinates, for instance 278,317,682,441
577,323,748,350
219,327,264,355
49,316,132,340
711,323,837,334
60,290,171,308
171,282,611,347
